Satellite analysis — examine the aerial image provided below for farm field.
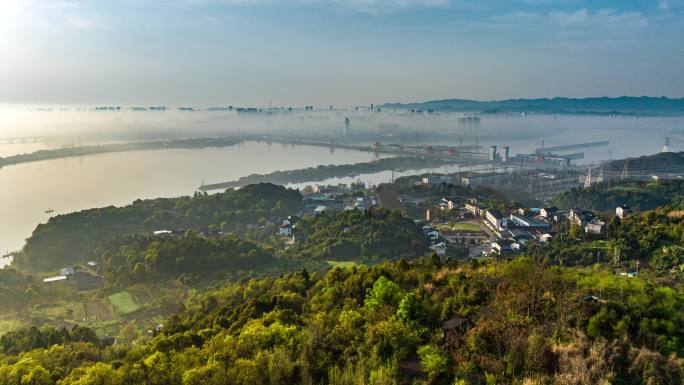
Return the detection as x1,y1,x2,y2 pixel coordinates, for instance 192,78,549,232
453,222,483,232
436,222,483,232
108,291,142,315
326,260,362,269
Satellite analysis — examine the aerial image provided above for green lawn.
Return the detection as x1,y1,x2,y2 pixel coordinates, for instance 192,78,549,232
326,260,362,269
587,240,608,249
452,223,482,232
108,291,142,315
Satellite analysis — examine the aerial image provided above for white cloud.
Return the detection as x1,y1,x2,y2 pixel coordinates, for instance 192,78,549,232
25,0,78,9
493,8,648,34
168,0,449,13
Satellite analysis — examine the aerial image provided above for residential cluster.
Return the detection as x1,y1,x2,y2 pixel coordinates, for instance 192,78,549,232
301,183,379,215
422,196,636,259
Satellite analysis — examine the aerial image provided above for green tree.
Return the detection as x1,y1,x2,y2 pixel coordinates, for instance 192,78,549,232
365,277,404,310
397,292,423,326
418,345,447,383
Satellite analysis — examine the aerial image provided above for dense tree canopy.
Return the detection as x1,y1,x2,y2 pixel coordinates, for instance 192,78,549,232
1,258,683,385
15,184,302,271
288,208,428,262
551,179,684,212
94,233,275,287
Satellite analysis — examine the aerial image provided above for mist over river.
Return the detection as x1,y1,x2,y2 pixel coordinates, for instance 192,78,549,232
1,106,682,268
0,142,385,265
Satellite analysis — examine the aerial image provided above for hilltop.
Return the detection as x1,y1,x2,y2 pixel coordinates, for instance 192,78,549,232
382,96,684,115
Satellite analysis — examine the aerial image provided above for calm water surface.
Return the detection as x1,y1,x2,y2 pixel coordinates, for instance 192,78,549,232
0,142,384,264
2,108,683,268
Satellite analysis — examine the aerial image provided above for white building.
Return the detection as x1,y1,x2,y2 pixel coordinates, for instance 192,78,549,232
585,219,605,235
422,176,452,185
616,205,633,219
279,225,292,236
430,242,447,256
485,210,507,232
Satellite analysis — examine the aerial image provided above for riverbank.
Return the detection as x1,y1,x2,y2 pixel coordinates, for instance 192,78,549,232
199,156,448,190
0,136,247,169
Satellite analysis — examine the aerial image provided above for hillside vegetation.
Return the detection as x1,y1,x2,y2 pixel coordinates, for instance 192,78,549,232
94,233,275,287
287,208,428,262
14,184,302,271
1,258,683,385
551,179,684,212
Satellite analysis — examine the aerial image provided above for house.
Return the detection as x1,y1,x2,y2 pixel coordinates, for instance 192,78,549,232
527,228,553,242
153,230,173,237
442,317,473,349
585,219,605,235
507,228,533,242
313,206,327,215
86,261,100,274
426,230,440,241
430,242,447,256
60,266,75,276
616,205,633,219
279,224,292,236
569,208,595,226
438,198,455,211
464,203,483,217
485,209,507,232
422,175,452,185
540,207,559,219
43,275,68,283
509,213,550,229
491,239,514,253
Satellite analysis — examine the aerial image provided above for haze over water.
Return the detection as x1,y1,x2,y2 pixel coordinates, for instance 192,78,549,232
0,106,682,268
0,142,385,265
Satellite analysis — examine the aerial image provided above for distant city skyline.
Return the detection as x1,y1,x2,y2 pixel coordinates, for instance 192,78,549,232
1,0,683,106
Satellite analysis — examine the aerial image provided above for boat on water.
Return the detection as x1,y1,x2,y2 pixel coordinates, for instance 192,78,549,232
45,208,54,214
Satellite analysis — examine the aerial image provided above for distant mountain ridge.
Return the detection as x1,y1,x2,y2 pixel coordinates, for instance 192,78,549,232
382,96,684,115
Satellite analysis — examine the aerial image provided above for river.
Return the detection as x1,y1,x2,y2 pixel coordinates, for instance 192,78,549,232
0,141,385,266
1,108,682,269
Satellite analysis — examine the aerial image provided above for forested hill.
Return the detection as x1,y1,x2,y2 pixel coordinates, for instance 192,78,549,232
382,96,684,115
14,183,303,271
2,257,684,385
528,203,684,268
601,151,684,175
287,208,429,262
551,179,684,212
93,233,275,287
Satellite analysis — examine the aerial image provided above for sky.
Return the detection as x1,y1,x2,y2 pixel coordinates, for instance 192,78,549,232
0,0,683,106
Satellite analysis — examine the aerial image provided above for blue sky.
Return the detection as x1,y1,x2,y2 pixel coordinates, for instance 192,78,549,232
0,0,682,106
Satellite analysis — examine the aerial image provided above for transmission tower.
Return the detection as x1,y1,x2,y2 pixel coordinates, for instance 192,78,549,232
584,167,593,188
597,167,604,184
621,160,629,180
